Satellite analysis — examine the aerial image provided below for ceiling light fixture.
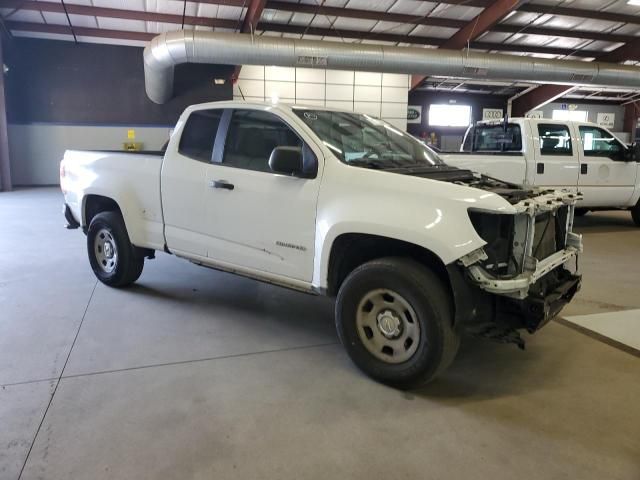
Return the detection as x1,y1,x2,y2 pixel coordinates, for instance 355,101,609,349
628,0,640,6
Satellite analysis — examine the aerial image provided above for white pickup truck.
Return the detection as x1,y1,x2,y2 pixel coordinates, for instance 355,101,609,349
61,101,582,388
442,118,640,224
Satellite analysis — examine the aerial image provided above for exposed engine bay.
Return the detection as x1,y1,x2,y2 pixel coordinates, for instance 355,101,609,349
424,168,584,349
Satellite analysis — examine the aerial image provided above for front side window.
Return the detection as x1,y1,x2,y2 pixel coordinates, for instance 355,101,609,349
579,126,624,160
223,109,302,173
538,124,572,156
293,109,444,168
462,124,522,152
178,109,223,162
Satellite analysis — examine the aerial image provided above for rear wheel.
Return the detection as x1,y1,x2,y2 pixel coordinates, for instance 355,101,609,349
87,211,144,287
335,257,459,389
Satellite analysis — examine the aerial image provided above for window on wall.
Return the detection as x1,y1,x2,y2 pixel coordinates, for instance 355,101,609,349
552,110,588,122
428,104,472,127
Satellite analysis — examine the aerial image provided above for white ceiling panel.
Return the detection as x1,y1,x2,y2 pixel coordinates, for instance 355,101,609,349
332,17,379,31
193,3,220,17
40,12,98,28
585,40,626,51
613,24,640,36
311,15,338,28
371,21,416,36
320,0,350,7
96,17,146,32
388,0,437,16
507,33,557,47
12,31,75,42
503,12,547,26
75,36,149,47
429,3,482,21
92,0,145,11
217,6,245,20
410,25,458,39
50,0,94,5
345,0,395,11
3,10,45,23
261,9,294,24
478,31,517,43
543,37,591,50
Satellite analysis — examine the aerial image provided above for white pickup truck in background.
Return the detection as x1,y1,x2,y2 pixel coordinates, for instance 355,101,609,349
61,101,582,388
441,118,640,224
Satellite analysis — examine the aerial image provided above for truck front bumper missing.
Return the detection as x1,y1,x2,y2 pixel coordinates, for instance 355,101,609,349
448,263,581,348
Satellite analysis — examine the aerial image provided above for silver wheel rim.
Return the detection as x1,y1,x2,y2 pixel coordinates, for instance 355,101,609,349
355,289,421,364
94,228,118,274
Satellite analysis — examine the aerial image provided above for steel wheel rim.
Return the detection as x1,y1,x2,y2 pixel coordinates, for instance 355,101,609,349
355,288,421,364
94,228,118,274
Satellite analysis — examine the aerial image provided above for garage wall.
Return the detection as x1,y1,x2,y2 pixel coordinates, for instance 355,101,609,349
537,102,628,141
406,91,509,150
233,66,409,130
4,37,232,185
8,124,172,186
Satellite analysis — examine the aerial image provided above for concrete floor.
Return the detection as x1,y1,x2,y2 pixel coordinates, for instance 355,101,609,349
1,187,639,480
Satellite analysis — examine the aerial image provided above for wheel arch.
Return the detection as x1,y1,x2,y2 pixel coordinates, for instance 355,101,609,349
325,233,451,298
82,194,123,229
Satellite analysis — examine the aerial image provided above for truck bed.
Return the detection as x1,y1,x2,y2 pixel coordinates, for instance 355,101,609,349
60,149,166,250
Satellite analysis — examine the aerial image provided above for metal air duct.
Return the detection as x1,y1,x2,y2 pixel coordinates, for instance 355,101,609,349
144,30,640,104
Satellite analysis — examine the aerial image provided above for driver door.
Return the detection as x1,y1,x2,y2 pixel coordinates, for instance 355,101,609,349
202,108,322,282
577,125,637,207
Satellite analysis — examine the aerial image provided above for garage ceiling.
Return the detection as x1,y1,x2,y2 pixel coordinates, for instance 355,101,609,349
1,0,639,96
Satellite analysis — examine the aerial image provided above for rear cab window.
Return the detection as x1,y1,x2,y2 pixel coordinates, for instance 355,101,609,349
178,109,223,163
537,124,573,156
462,124,523,152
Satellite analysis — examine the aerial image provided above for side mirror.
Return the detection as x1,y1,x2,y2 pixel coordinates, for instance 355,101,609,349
624,143,640,162
269,146,304,176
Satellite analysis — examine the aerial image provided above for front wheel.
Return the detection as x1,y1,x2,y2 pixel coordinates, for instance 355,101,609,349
335,257,459,389
87,211,144,287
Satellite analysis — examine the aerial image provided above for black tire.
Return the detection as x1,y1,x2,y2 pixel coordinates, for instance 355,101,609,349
574,208,589,217
87,211,144,287
335,257,459,389
632,201,640,227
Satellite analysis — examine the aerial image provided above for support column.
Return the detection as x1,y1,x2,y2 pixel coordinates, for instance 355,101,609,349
0,34,11,191
624,102,639,143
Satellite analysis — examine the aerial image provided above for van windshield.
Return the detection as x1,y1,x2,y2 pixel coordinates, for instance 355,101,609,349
462,124,523,152
293,108,445,168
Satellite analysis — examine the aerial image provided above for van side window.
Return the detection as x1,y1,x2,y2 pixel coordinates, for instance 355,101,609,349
538,124,572,156
223,109,302,173
579,126,624,161
178,109,223,163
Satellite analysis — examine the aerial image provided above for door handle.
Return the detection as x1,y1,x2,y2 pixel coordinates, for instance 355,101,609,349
209,180,234,190
537,162,544,174
581,164,588,174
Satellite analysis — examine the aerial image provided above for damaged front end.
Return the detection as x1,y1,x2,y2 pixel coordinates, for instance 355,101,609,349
450,189,583,348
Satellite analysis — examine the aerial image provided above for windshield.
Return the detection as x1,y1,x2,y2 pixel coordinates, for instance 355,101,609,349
293,109,445,168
